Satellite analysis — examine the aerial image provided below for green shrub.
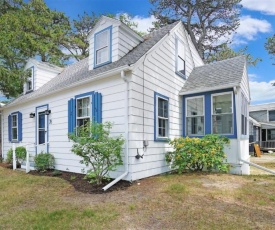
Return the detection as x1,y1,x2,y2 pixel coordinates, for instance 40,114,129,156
5,147,27,164
5,148,13,164
15,146,27,163
166,134,230,173
69,122,124,185
34,152,55,172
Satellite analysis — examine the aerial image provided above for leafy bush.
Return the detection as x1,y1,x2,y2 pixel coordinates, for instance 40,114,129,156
5,148,13,164
5,147,27,164
34,152,55,172
15,146,27,163
166,135,230,173
69,122,124,185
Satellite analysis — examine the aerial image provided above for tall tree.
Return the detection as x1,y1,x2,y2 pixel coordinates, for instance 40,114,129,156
150,0,242,61
265,34,275,64
0,0,71,97
207,44,261,66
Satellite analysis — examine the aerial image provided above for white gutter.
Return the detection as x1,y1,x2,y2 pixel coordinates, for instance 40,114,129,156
102,70,129,191
179,83,239,96
5,65,132,109
240,158,275,175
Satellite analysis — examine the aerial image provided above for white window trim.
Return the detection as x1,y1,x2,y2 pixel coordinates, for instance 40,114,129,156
185,96,205,136
268,110,275,122
75,96,92,135
11,113,18,141
156,94,169,140
94,26,112,68
26,67,34,92
175,36,186,78
211,92,234,135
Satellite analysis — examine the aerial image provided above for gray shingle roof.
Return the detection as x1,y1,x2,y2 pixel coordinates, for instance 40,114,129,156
180,55,246,95
6,21,180,107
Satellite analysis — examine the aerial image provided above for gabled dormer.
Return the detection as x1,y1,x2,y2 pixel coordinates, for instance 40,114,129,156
87,16,144,70
23,58,63,94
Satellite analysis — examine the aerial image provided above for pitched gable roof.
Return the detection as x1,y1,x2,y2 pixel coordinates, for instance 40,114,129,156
5,21,180,108
180,55,246,95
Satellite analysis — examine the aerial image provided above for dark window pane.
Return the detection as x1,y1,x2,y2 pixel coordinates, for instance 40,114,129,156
186,117,204,135
39,130,45,144
269,110,275,121
12,128,17,140
39,113,45,129
212,114,233,134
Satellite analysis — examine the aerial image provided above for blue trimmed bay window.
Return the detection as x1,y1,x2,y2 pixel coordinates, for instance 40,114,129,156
154,92,169,141
8,111,22,142
175,36,186,79
68,91,102,134
94,26,112,68
183,89,237,138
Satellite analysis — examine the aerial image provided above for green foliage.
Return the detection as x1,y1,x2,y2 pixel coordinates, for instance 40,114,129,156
52,170,62,176
265,34,275,64
34,152,55,172
0,0,71,97
206,44,261,66
150,0,242,61
5,146,26,164
69,122,124,185
166,135,230,173
15,146,26,163
5,148,13,164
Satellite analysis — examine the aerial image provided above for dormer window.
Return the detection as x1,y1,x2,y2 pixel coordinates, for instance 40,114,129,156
94,26,112,68
26,67,34,92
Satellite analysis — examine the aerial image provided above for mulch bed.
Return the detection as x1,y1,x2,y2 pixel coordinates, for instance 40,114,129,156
0,162,131,194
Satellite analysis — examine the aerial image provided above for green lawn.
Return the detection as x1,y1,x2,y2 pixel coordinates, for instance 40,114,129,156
1,166,275,229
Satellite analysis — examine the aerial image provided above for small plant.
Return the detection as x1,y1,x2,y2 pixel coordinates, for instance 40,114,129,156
166,134,230,173
69,122,124,185
70,175,76,181
5,148,13,164
34,152,55,172
52,170,62,176
5,147,27,165
15,146,27,163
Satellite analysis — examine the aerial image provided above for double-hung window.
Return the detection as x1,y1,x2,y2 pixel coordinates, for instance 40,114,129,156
175,37,186,78
212,93,233,135
241,94,248,135
186,96,204,136
11,114,18,141
94,26,112,67
8,111,22,142
68,92,102,135
155,93,169,141
76,96,91,134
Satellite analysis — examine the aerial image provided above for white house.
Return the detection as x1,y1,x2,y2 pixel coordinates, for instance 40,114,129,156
0,16,250,184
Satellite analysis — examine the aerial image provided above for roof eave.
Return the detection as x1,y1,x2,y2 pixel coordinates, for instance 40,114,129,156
179,83,240,96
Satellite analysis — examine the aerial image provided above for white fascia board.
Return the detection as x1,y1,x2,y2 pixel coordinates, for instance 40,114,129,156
179,83,240,96
120,23,144,42
4,65,132,109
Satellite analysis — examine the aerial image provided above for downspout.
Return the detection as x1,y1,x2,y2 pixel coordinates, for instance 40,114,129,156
234,86,242,170
102,70,129,191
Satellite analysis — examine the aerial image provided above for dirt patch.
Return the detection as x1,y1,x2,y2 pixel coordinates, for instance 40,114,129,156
0,163,131,194
28,169,131,194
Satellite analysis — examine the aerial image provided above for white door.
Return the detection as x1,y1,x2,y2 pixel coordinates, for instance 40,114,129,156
36,106,48,154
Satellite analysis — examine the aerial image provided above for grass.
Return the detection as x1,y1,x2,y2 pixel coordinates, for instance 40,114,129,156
1,167,275,229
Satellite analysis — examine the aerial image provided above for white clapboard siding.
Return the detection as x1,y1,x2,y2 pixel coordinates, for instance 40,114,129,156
127,22,204,180
2,75,127,176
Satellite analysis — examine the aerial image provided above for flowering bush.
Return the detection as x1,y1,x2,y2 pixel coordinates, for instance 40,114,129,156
166,135,230,173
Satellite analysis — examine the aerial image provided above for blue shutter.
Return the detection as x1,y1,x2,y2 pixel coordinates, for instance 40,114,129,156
68,98,76,134
8,115,11,142
93,92,102,123
18,112,22,142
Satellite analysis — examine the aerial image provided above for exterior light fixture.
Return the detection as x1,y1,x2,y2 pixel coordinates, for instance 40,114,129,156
29,113,35,118
45,109,51,115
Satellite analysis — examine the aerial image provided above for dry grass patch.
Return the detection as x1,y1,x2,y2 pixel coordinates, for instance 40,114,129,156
1,167,275,229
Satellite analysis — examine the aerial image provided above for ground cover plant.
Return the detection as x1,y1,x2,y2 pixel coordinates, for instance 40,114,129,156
0,165,275,229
